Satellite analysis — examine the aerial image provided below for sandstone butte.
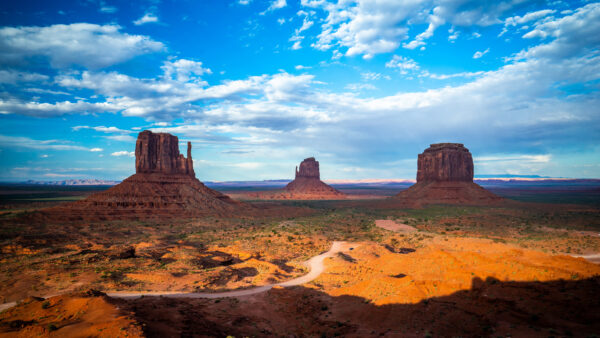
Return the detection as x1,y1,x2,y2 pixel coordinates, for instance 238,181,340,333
37,130,247,221
274,157,346,199
395,143,502,206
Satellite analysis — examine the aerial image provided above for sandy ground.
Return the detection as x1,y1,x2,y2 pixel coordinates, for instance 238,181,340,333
375,219,417,232
0,241,358,307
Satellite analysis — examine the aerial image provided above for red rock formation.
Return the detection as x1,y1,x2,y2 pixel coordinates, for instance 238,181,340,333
38,131,248,221
417,143,473,182
254,158,344,200
135,130,194,176
395,143,502,206
295,157,320,179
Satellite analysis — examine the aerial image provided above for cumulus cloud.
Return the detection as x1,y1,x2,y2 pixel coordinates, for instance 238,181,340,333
499,9,556,36
266,0,286,12
0,23,164,68
161,59,212,82
89,147,103,152
2,4,598,179
303,0,526,58
516,3,600,60
385,55,420,74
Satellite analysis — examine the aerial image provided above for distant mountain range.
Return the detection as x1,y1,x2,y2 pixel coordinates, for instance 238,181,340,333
4,177,599,188
21,179,121,186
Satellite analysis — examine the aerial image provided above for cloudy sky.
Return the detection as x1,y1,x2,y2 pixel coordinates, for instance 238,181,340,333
0,0,599,181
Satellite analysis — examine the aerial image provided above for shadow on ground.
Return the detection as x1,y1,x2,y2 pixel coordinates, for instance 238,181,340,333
114,276,600,337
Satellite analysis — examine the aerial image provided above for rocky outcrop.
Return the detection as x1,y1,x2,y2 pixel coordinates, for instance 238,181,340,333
274,158,345,199
295,157,320,179
246,157,345,200
417,143,473,182
135,130,194,176
395,143,502,206
37,131,249,221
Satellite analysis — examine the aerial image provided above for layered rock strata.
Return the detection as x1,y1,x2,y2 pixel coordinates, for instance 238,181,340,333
39,131,246,221
395,143,502,206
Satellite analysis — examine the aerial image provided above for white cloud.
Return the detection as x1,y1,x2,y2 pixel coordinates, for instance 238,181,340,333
73,125,129,133
475,154,551,163
516,3,600,60
294,65,312,70
361,72,390,81
499,9,556,36
277,18,286,25
0,23,164,69
289,14,314,50
473,48,489,59
0,134,89,151
448,27,459,42
385,55,420,74
238,0,251,5
345,83,376,91
0,98,117,117
425,70,485,80
266,0,287,12
303,0,525,58
161,59,212,82
90,147,103,152
111,151,135,157
99,5,117,13
24,88,71,96
0,70,48,84
133,13,159,26
106,135,136,142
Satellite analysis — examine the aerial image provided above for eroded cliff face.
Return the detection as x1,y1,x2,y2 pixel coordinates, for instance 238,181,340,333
135,130,194,176
395,143,501,206
416,143,473,182
295,157,320,179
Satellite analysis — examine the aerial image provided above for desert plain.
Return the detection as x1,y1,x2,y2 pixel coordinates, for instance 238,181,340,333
0,137,599,338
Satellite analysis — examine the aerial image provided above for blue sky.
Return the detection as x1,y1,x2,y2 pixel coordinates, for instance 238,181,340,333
0,0,599,181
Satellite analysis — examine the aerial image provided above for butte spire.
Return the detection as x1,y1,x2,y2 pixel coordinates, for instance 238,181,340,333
39,130,246,221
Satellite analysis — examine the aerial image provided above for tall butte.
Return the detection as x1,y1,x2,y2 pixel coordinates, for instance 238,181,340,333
42,131,245,221
282,157,345,199
395,143,502,205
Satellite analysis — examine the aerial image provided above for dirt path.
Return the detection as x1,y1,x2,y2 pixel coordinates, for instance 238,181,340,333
0,241,357,310
108,241,356,299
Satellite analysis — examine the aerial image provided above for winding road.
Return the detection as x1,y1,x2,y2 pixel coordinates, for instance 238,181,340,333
0,241,357,311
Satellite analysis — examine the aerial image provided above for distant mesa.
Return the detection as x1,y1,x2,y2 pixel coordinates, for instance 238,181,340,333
283,157,346,199
245,157,346,200
38,130,247,221
395,143,502,206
